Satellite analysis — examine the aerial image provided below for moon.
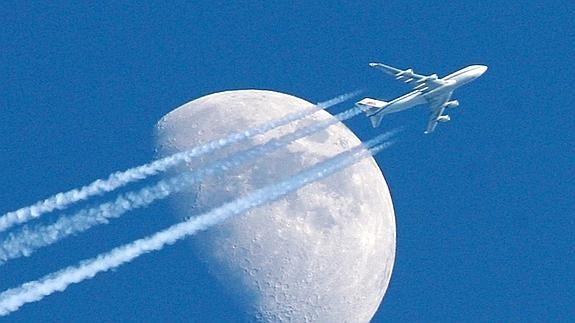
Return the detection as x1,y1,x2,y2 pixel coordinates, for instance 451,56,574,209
154,90,396,322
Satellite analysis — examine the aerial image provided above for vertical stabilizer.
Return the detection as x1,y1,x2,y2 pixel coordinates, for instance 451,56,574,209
355,98,389,128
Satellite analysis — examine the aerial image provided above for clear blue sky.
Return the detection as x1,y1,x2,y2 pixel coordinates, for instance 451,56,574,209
1,2,573,322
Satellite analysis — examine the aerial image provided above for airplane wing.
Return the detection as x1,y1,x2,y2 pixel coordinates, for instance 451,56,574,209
369,62,446,92
424,92,453,134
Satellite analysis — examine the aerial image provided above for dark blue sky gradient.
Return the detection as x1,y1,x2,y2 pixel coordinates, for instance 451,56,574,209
1,2,573,322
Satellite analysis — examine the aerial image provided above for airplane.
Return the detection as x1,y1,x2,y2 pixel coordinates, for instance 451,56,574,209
356,63,487,133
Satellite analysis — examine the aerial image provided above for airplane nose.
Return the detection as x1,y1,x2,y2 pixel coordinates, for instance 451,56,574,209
475,65,488,76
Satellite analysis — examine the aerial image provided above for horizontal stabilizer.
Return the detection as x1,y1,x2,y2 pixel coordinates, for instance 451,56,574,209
355,98,388,128
369,112,384,128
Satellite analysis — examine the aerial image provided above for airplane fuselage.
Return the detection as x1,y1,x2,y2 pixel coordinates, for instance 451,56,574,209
377,65,487,116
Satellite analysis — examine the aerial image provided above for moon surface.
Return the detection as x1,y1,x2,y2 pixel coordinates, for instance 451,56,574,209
154,90,396,322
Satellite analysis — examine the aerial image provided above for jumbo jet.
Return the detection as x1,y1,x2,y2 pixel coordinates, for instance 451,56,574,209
356,63,487,133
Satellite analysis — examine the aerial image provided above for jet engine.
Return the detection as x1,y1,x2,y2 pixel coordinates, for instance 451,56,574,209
416,74,438,84
437,115,451,123
396,69,414,79
444,100,459,109
403,69,414,77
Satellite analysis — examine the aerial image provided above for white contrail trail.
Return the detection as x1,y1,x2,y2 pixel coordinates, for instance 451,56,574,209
0,105,374,264
0,131,396,317
0,91,359,233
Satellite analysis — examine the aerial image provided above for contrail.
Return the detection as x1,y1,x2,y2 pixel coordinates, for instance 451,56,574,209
0,91,359,233
0,131,396,317
0,105,377,264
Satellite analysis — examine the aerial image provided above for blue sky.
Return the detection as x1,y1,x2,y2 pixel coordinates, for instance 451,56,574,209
1,2,573,322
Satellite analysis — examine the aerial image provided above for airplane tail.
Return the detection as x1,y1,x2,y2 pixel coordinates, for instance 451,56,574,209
355,98,389,128
368,112,385,128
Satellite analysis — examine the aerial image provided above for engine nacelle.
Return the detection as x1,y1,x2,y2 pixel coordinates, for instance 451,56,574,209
437,115,451,123
416,74,438,84
444,100,460,109
396,68,414,79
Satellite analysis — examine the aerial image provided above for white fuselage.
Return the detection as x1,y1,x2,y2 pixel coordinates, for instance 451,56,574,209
380,65,488,115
